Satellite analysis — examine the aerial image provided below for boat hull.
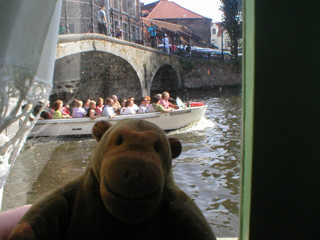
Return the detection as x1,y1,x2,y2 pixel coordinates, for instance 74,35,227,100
29,106,208,137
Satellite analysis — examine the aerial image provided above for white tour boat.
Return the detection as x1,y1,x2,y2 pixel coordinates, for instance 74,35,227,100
29,105,208,137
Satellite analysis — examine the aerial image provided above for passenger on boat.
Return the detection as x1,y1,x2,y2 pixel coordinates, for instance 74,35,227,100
32,101,44,117
72,100,86,118
112,95,121,114
61,103,71,115
95,98,104,115
52,100,71,119
86,100,101,119
83,98,90,112
102,98,116,118
145,95,151,107
129,97,139,112
39,101,52,119
160,91,179,109
149,94,162,113
150,94,173,113
21,104,35,123
119,99,127,115
123,99,136,115
138,97,150,114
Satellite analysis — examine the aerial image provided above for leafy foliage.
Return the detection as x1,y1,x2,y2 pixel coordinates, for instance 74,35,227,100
180,59,196,71
220,0,242,59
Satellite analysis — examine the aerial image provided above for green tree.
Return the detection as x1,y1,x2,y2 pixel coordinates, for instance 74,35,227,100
220,0,242,59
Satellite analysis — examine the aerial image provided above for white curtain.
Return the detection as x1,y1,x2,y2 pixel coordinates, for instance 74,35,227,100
0,0,62,209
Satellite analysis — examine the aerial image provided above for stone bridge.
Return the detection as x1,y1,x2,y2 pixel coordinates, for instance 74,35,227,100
52,33,182,102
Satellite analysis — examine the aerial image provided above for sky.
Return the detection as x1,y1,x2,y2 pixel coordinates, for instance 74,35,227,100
141,0,224,22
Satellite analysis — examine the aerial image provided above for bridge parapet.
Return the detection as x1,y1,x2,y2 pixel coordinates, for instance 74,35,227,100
57,34,179,58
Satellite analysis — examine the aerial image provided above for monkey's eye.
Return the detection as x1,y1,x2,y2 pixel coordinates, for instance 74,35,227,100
116,137,123,146
153,142,160,152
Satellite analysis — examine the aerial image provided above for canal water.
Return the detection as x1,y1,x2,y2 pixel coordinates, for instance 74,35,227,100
2,89,242,238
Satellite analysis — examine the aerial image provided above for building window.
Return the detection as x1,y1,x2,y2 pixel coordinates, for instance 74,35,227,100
131,26,136,41
114,20,120,29
113,0,119,9
128,0,135,16
136,27,140,41
123,22,128,40
122,0,128,13
212,29,216,35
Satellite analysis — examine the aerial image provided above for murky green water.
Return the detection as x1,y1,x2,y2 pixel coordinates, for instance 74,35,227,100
3,89,242,238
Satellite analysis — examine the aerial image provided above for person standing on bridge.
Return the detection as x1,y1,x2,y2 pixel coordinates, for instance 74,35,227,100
162,34,170,53
97,5,107,35
115,27,123,39
59,23,66,34
148,24,157,48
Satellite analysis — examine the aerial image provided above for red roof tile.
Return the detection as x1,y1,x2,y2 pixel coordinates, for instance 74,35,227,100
142,18,193,34
144,0,207,19
142,18,198,45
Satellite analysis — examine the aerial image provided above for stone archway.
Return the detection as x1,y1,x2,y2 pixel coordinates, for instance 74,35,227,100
51,51,142,104
150,64,181,95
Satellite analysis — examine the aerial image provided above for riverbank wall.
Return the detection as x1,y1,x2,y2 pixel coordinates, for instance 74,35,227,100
50,57,242,104
180,59,242,90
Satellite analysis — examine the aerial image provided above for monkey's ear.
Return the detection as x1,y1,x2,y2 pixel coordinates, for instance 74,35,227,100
168,138,182,159
92,121,113,142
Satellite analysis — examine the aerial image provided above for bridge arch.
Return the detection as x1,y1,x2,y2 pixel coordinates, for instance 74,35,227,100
51,51,142,102
150,64,181,95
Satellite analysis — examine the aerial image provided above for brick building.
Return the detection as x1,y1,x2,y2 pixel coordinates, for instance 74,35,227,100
60,0,142,42
141,0,212,47
59,0,212,47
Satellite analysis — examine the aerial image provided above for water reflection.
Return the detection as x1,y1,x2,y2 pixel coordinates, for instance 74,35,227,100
3,89,241,238
26,138,95,201
170,89,241,237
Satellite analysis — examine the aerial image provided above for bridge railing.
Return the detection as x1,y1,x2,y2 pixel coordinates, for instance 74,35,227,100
57,33,182,58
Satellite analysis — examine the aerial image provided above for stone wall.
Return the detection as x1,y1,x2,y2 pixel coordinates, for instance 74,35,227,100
51,54,242,104
179,59,242,89
51,51,142,104
60,0,101,34
51,35,241,103
60,0,142,40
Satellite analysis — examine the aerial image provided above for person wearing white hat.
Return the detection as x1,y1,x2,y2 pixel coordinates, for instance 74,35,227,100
162,34,170,53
